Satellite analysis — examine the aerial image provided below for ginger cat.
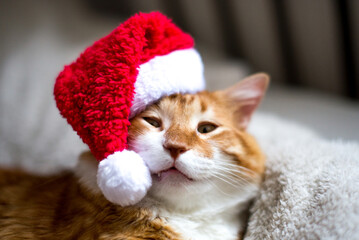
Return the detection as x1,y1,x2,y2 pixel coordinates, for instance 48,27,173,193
0,73,269,240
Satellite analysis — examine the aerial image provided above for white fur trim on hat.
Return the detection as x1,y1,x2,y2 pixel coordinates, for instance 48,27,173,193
97,150,152,206
130,48,205,118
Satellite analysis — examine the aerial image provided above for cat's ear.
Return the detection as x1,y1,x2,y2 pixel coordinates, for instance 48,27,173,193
223,73,269,129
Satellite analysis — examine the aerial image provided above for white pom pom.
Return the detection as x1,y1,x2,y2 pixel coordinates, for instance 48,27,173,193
97,150,152,206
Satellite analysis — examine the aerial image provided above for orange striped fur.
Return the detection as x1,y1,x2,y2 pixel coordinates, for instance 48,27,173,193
0,73,269,240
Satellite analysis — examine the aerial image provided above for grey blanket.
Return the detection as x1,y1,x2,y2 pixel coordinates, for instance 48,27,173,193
246,114,359,239
0,35,358,238
1,2,358,238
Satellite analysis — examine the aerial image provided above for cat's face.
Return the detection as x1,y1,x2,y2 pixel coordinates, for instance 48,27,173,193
128,74,268,208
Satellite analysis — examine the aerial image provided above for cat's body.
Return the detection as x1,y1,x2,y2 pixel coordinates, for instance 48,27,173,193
0,158,249,240
0,74,268,240
0,166,180,240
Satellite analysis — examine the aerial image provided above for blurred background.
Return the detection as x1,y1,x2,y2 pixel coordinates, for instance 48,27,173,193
0,0,358,172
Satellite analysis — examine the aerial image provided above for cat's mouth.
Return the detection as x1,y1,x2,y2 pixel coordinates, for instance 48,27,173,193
153,167,194,182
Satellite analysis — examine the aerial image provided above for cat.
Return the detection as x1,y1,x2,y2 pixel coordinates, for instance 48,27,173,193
0,73,269,240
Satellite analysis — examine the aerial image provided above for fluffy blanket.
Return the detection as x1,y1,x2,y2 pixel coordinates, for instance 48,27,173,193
1,3,358,238
0,44,358,237
246,114,359,239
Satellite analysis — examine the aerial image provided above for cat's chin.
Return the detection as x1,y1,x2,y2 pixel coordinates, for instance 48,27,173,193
148,174,212,207
153,167,194,182
150,172,196,193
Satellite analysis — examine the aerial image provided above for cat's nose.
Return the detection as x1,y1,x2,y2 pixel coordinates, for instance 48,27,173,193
163,143,189,160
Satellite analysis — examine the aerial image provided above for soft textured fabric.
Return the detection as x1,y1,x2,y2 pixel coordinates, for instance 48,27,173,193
2,3,358,232
97,150,152,206
54,12,195,161
54,12,206,206
131,48,205,118
245,113,359,239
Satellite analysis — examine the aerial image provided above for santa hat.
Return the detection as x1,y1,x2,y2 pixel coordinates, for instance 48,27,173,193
54,12,205,206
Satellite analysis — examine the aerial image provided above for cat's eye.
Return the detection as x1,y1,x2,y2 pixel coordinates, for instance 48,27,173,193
143,117,161,128
197,123,217,134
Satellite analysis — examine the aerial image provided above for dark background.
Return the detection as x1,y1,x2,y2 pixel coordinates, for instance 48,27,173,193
2,0,359,97
109,0,359,98
0,0,358,171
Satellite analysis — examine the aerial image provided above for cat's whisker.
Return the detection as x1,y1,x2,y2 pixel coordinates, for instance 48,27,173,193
207,181,235,197
212,169,246,183
211,175,240,190
211,171,249,189
211,169,253,186
216,163,256,178
213,164,253,180
219,162,257,173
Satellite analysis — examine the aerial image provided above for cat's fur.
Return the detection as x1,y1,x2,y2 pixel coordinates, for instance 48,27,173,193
0,73,269,240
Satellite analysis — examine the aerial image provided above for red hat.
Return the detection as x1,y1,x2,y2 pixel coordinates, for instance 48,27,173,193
54,12,205,206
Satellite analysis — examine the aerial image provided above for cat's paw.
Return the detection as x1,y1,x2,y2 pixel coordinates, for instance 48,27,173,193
97,150,152,206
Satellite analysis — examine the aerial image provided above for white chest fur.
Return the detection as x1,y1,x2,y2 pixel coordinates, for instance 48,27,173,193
76,152,258,240
162,207,245,240
141,186,256,240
